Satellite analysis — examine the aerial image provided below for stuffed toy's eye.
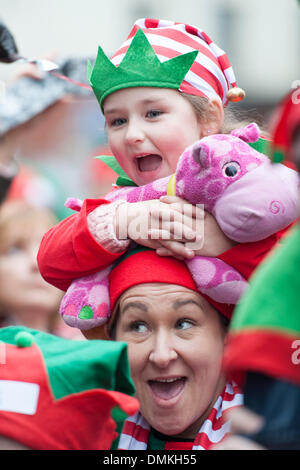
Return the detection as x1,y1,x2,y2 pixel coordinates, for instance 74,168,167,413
222,161,241,177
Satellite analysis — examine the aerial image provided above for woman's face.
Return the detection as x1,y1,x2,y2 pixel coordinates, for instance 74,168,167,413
115,283,226,439
0,211,61,321
103,87,203,186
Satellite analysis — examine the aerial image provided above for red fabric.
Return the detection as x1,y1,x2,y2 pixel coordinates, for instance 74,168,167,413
270,88,300,163
149,28,219,67
109,250,198,311
144,18,159,28
0,342,139,450
223,329,300,386
164,441,194,450
218,231,283,281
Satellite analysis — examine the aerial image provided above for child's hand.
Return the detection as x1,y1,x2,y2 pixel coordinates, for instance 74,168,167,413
114,198,204,260
155,196,236,258
192,210,237,256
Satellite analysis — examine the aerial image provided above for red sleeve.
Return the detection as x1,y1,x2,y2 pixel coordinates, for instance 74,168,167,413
218,224,293,281
37,198,126,291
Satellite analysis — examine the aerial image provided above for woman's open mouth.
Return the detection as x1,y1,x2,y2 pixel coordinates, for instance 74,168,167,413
136,154,162,172
147,377,187,407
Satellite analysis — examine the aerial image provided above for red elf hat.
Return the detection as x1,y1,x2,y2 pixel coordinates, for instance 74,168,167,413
110,18,245,106
0,327,139,450
270,87,300,166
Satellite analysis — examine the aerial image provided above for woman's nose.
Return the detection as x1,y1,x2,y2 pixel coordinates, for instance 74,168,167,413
28,244,39,272
149,334,178,368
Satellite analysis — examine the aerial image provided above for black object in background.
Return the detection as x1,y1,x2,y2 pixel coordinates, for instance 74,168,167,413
242,371,300,450
0,173,14,205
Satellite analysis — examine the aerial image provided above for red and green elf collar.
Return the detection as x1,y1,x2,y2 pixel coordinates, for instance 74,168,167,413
0,326,139,449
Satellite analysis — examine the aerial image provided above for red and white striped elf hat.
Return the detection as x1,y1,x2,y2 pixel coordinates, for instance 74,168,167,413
111,18,245,106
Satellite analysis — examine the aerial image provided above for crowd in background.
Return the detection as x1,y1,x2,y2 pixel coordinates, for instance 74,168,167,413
0,10,299,451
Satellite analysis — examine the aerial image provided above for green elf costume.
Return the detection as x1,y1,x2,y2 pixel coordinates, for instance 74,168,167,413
223,88,300,449
0,326,139,450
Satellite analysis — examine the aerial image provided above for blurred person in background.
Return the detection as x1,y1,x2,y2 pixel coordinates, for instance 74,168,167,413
0,138,17,205
0,200,82,339
0,56,102,219
0,22,110,340
0,18,107,215
0,20,18,204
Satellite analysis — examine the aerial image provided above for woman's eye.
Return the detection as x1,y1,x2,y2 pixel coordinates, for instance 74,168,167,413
146,110,162,119
5,245,23,256
129,321,148,333
111,118,126,127
176,319,194,330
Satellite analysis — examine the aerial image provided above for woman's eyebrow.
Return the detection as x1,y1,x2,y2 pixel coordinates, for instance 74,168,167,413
121,302,148,314
173,299,203,310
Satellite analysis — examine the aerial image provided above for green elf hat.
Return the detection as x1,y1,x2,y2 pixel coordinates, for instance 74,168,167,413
223,224,300,386
88,18,245,111
0,326,139,450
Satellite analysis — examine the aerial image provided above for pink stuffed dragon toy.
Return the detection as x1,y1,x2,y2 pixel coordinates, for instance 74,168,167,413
59,123,299,329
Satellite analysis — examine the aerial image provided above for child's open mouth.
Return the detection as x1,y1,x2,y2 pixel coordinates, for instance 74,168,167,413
148,377,187,403
136,154,162,172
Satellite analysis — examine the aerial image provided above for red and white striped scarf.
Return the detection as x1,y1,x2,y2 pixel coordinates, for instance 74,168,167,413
118,381,243,450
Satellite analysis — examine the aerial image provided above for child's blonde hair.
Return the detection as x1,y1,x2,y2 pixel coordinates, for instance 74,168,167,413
181,93,267,136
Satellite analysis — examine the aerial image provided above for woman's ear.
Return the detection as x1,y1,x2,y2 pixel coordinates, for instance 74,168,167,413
200,97,224,138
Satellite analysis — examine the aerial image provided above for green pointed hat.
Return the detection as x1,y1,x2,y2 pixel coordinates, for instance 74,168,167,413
87,28,198,111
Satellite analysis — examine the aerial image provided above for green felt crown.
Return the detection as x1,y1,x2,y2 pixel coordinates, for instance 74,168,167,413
0,326,135,400
87,28,198,111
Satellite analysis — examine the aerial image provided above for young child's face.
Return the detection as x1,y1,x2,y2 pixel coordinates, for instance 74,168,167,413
103,87,203,186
